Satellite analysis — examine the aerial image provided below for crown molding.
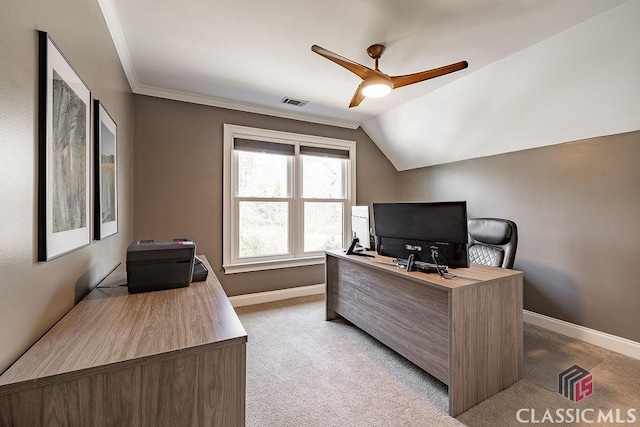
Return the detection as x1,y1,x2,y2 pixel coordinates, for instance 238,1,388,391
97,0,138,92
97,0,359,130
135,85,360,129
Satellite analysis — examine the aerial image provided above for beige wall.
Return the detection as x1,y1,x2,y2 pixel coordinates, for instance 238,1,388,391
133,95,398,296
0,1,134,373
398,131,640,343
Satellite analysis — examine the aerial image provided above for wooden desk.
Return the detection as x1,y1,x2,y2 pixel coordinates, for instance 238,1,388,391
325,250,523,417
0,256,247,426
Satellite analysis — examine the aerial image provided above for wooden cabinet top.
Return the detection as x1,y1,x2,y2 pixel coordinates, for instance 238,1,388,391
326,249,522,292
0,256,246,392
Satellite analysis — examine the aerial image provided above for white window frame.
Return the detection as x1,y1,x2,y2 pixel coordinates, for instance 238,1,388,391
223,124,356,274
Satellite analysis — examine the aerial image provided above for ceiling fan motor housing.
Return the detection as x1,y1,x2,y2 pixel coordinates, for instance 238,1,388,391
361,74,393,97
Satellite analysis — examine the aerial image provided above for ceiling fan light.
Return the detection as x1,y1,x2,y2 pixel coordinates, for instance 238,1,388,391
361,75,393,98
362,83,392,98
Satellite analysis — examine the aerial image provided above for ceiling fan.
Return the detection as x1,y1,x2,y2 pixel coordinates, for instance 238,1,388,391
311,44,468,108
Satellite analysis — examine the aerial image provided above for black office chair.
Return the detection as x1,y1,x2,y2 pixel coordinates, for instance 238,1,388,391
467,218,518,269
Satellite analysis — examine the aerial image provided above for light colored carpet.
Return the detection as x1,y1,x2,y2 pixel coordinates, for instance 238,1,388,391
236,295,640,427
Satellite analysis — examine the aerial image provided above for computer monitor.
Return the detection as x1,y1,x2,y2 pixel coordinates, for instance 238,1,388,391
351,205,371,250
372,201,469,268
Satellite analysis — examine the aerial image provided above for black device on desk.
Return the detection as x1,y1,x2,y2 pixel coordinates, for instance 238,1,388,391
345,237,374,258
396,257,440,273
126,240,196,293
192,255,208,282
173,239,208,282
395,246,457,279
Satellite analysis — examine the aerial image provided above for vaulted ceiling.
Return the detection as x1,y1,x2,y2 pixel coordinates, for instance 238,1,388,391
100,0,637,169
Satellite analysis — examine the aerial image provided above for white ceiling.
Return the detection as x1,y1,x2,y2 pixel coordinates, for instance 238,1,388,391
100,0,632,166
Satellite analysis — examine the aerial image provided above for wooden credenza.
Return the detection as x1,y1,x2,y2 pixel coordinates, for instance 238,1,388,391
325,250,523,417
0,256,247,426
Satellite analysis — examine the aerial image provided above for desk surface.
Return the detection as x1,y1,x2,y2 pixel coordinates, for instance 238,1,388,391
326,249,522,291
0,256,247,390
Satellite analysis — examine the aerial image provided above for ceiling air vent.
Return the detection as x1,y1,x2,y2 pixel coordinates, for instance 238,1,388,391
280,97,308,107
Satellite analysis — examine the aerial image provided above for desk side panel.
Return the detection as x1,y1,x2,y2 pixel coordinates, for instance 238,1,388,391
0,388,42,427
325,254,341,321
141,343,246,427
327,255,450,384
0,343,245,426
202,342,246,426
449,274,523,417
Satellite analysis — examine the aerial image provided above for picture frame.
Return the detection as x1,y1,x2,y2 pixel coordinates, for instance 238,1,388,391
94,100,118,240
38,31,92,261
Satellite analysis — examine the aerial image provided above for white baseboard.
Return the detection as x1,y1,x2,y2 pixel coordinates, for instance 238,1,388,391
524,310,640,360
229,283,325,308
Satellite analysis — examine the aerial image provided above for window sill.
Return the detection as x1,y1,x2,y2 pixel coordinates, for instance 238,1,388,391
222,256,325,274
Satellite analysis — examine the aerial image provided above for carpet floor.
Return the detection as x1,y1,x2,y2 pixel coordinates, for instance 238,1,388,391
235,295,640,427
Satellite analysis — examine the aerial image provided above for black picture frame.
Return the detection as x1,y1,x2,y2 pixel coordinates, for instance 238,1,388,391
38,31,92,261
94,100,118,240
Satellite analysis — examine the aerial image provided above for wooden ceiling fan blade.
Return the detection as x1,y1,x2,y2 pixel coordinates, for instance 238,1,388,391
349,82,366,108
391,61,468,89
312,45,372,79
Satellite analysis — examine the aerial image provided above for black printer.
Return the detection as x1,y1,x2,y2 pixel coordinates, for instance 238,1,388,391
126,240,196,293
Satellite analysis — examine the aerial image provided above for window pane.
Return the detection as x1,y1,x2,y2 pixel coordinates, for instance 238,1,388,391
239,201,288,258
236,151,290,197
304,202,343,252
302,155,346,199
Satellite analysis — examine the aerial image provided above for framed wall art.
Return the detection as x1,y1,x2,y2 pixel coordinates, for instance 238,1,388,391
38,31,92,261
94,100,118,240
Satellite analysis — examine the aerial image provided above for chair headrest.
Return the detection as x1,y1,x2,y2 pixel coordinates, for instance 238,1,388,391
468,218,513,245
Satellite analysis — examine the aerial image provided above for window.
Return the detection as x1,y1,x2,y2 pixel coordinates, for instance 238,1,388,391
223,124,356,274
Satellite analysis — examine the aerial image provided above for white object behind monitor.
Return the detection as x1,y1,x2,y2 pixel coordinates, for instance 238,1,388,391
351,206,371,250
